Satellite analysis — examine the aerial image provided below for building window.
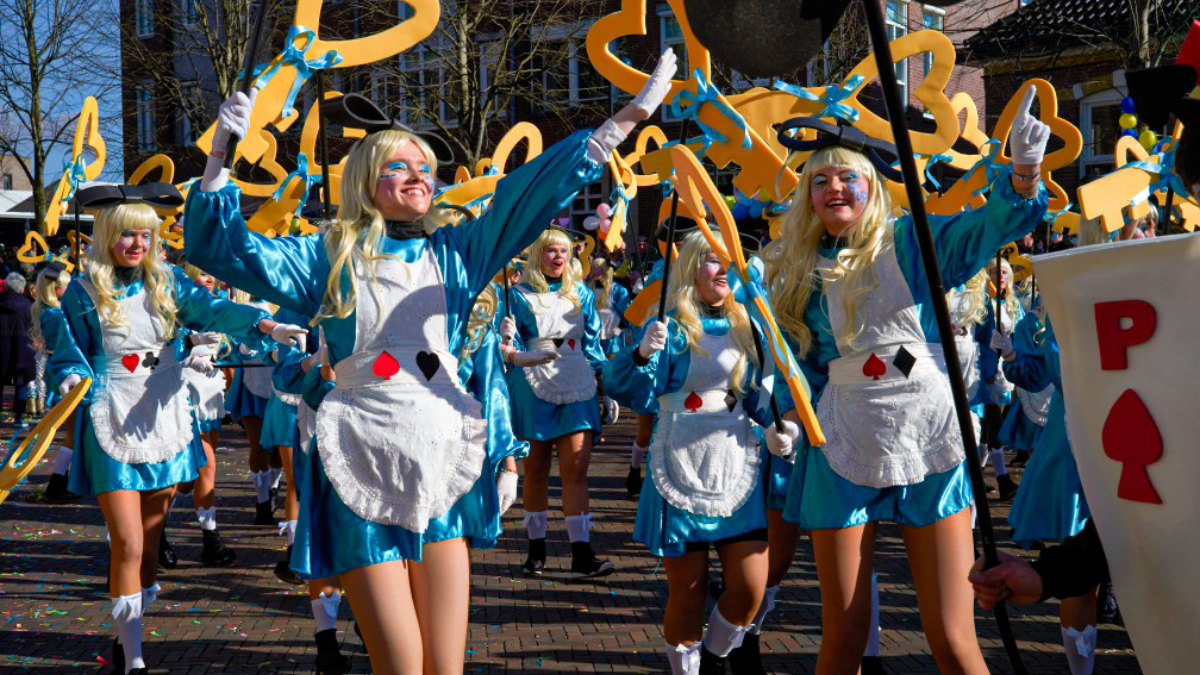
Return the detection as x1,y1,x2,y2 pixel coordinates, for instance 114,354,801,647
660,9,689,120
137,88,156,153
178,83,200,147
178,0,199,27
136,0,154,37
1080,89,1123,178
922,10,943,76
400,46,456,127
569,180,605,230
885,1,908,102
1,174,12,191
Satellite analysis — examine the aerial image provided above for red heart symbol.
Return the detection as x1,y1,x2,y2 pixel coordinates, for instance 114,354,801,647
684,391,702,412
121,354,140,373
1102,388,1163,504
372,351,401,381
567,338,576,351
862,353,886,381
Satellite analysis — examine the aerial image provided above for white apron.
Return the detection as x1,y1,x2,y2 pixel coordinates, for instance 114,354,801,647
648,330,759,517
946,288,981,401
182,342,226,423
518,285,596,405
1016,383,1054,427
82,280,194,464
816,244,964,488
314,249,487,531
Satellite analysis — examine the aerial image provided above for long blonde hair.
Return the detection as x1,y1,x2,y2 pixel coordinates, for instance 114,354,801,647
520,228,582,315
463,284,499,358
590,261,614,310
30,266,71,350
762,146,894,356
949,268,989,330
88,203,179,337
986,258,1022,323
318,129,443,323
667,231,759,395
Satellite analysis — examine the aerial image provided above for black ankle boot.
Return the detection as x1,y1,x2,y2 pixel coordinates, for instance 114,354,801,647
158,528,178,570
569,541,615,579
200,529,237,566
522,538,546,575
314,628,352,674
699,645,727,675
254,500,275,525
861,655,885,675
274,545,302,584
43,473,78,502
998,474,1020,501
625,466,642,497
110,636,124,674
727,633,765,675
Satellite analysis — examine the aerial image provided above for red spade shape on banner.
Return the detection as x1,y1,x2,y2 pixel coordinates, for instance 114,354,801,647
862,353,886,381
373,351,401,381
684,391,703,412
1102,388,1163,504
121,354,140,373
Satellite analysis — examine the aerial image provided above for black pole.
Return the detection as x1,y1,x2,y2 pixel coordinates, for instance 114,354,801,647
749,326,784,432
502,264,512,318
656,119,692,323
1161,187,1175,236
995,250,1004,335
858,1,1027,672
315,72,333,220
223,2,270,174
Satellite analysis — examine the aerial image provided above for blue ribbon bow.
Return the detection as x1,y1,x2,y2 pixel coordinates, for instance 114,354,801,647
1122,138,1190,211
726,256,806,413
963,139,1005,198
61,155,87,203
254,26,343,119
922,153,953,192
773,73,865,124
667,69,753,155
272,152,323,216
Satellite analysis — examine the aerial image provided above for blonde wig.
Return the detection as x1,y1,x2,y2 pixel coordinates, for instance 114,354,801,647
30,267,71,350
590,260,614,310
463,284,499,358
666,231,759,395
88,203,179,338
318,129,444,323
520,228,582,315
986,258,1022,322
949,268,989,331
762,146,895,356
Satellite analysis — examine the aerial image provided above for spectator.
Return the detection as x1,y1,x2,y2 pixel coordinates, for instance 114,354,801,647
0,271,36,422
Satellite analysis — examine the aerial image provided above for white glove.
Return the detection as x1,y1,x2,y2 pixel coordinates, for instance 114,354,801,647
189,342,219,359
191,332,223,346
512,350,560,367
638,320,669,359
603,396,620,425
238,343,255,356
201,90,257,192
184,354,215,374
764,421,800,460
496,471,518,516
599,308,621,339
270,323,309,351
58,373,82,397
633,49,679,117
498,316,517,344
989,330,1016,362
1008,86,1051,166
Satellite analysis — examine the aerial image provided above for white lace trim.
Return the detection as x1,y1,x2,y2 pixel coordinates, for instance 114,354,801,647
89,368,195,465
522,353,597,404
649,410,760,517
273,388,302,407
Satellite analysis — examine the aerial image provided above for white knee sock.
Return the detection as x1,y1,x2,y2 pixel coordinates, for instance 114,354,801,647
565,514,592,543
269,466,282,490
863,573,881,657
989,448,1008,476
702,606,750,658
252,471,270,503
311,590,341,633
749,585,780,635
196,506,218,531
279,519,297,546
666,641,701,675
523,510,548,540
631,442,648,469
51,445,73,475
1062,625,1097,675
112,592,145,673
141,583,161,606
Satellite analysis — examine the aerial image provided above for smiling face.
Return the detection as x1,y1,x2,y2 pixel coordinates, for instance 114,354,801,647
372,141,433,221
540,243,570,278
694,252,729,306
111,229,154,268
810,166,871,235
195,272,216,293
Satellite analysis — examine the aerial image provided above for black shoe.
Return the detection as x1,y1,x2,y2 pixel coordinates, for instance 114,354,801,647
274,546,302,585
861,655,885,675
1012,449,1030,467
625,466,642,498
43,473,78,503
727,632,765,675
255,500,275,525
1097,581,1123,626
998,474,1020,502
314,628,352,674
200,529,238,566
158,529,178,570
985,481,997,494
570,541,615,579
110,637,124,674
522,538,546,576
699,645,727,675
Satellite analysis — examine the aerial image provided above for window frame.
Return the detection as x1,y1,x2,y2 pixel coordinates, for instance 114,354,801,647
135,0,154,37
658,7,689,121
885,0,909,104
136,86,156,153
1079,88,1125,179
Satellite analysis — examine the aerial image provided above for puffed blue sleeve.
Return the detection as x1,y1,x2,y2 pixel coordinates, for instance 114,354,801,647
894,166,1049,291
301,361,336,411
471,329,529,468
172,269,272,348
603,318,689,415
46,283,97,391
578,283,605,370
445,130,604,297
39,307,65,354
1002,312,1052,391
183,185,330,317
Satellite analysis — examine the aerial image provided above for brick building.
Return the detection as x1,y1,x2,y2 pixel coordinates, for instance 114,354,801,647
0,156,32,191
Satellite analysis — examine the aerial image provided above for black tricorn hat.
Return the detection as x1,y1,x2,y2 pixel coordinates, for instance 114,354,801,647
322,93,455,165
75,182,184,210
655,216,701,243
777,117,904,183
1126,64,1198,130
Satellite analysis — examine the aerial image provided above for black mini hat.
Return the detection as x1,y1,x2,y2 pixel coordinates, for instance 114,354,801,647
322,93,455,165
75,183,184,210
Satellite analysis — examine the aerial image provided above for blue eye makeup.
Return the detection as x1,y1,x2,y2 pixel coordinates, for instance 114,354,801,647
842,171,861,181
387,160,409,172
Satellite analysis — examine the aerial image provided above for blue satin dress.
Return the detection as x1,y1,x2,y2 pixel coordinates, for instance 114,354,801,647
505,280,605,440
259,307,309,449
780,170,1048,529
1004,317,1089,548
598,282,632,357
39,306,68,408
49,270,271,496
606,316,773,557
184,130,601,577
997,311,1049,450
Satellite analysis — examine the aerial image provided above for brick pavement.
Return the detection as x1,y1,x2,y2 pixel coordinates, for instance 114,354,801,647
0,414,1141,674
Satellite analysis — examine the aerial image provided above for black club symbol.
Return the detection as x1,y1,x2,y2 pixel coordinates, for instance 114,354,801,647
142,352,160,370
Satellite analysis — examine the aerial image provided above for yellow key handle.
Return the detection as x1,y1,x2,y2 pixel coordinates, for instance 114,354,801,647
0,378,91,503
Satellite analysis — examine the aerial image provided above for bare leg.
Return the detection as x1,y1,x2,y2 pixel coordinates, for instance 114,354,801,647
278,445,299,523
193,435,217,510
243,417,267,473
812,522,878,675
766,509,801,588
900,508,988,675
308,579,341,601
556,432,592,517
409,537,471,675
138,487,174,588
521,441,553,513
1060,588,1098,630
716,539,769,625
340,560,423,675
663,550,709,646
98,490,147,597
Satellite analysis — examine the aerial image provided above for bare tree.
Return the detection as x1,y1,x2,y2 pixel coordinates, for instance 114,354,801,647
0,0,121,226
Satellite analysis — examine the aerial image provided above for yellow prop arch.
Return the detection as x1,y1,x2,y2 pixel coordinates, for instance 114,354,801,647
434,123,544,215
45,97,107,236
0,378,91,507
1079,125,1199,233
16,231,71,272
